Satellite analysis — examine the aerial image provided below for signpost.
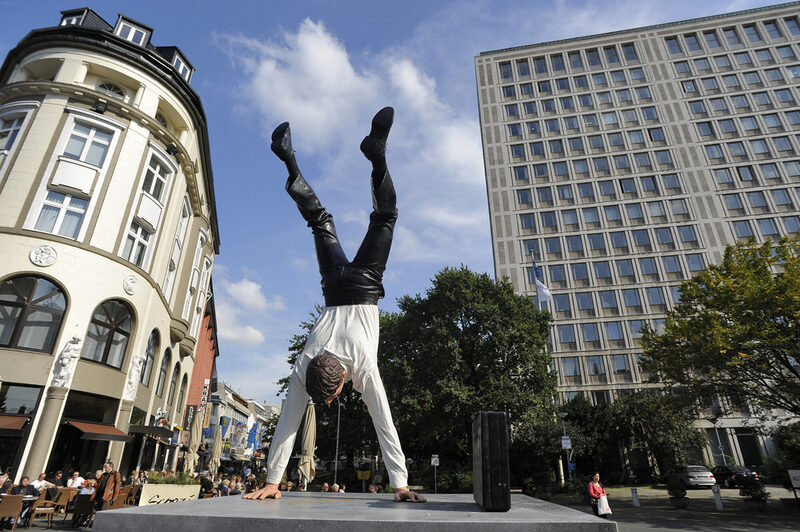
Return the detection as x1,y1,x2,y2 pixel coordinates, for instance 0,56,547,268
431,454,439,494
789,469,800,504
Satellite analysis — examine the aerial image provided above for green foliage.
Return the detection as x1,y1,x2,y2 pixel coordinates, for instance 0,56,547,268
739,477,769,501
666,475,686,498
612,390,706,476
428,469,473,493
379,267,557,485
145,471,199,485
760,421,800,487
641,237,800,417
557,391,704,481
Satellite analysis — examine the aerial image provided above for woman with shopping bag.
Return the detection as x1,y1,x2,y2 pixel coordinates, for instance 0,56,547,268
588,472,612,518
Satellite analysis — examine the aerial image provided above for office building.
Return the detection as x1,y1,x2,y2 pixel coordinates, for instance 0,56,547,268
476,2,800,467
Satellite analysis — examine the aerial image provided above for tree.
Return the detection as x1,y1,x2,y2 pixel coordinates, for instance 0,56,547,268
612,391,706,477
378,266,557,486
641,237,800,417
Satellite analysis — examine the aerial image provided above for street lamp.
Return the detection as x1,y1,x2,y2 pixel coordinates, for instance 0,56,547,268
708,416,727,466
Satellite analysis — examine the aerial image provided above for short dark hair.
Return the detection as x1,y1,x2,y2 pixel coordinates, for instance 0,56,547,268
306,352,344,404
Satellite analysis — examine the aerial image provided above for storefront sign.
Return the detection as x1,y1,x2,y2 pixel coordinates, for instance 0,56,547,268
199,379,211,428
138,484,201,506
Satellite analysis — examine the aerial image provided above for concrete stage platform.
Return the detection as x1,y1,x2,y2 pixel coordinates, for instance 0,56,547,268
93,493,617,531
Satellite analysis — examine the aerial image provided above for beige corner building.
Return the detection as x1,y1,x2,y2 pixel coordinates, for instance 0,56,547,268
476,2,800,470
0,8,220,480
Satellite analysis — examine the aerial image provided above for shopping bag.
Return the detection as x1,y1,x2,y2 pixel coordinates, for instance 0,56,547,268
597,494,612,515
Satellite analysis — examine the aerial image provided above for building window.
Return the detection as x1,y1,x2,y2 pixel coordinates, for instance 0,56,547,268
121,222,152,268
33,190,88,239
167,363,180,406
703,30,721,48
665,37,682,55
516,59,530,77
96,82,124,100
142,153,172,203
0,275,66,353
155,350,170,397
610,354,632,381
116,21,149,46
0,116,24,150
81,300,133,369
560,357,581,384
173,55,192,81
63,122,112,167
722,27,741,45
622,43,638,61
177,375,188,412
140,330,158,386
605,322,625,343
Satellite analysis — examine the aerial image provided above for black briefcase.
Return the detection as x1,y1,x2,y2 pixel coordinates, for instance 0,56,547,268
472,411,511,511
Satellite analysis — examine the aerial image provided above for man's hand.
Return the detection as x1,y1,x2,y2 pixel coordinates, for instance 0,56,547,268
243,483,281,500
393,487,427,503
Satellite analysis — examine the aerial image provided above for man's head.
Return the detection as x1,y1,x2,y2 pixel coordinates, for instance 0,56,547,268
38,473,46,481
20,476,30,485
321,482,329,492
72,471,80,479
104,461,114,473
306,352,346,405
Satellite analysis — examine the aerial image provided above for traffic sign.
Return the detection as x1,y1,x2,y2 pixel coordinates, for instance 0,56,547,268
561,436,572,450
431,454,439,467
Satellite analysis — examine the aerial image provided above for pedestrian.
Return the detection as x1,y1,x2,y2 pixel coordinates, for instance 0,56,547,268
321,482,329,492
588,472,611,519
91,461,121,511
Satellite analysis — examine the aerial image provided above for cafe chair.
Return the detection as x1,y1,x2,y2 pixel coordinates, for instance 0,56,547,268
0,494,24,531
70,494,94,528
26,489,56,529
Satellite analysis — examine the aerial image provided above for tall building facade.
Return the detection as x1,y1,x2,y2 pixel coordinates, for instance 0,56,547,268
0,8,220,480
476,2,800,468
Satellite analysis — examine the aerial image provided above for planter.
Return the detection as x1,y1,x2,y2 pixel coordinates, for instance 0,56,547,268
743,499,767,511
669,496,690,509
138,484,201,506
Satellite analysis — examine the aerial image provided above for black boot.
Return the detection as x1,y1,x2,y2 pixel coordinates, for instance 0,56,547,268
360,107,394,188
271,122,300,180
360,107,394,162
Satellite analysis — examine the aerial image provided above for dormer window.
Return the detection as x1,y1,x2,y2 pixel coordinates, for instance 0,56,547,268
61,14,82,26
96,82,125,100
116,21,150,46
173,55,192,82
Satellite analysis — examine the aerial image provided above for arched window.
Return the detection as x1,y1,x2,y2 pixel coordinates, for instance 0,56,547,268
81,300,132,368
140,329,158,386
155,349,170,397
176,374,188,411
0,275,66,353
167,363,180,406
96,82,124,100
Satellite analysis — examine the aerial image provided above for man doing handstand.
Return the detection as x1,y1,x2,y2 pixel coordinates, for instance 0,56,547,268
244,107,425,503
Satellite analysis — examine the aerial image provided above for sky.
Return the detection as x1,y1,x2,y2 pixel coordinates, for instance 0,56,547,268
1,0,783,403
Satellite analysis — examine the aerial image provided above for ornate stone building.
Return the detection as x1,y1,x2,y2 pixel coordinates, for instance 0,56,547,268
0,8,220,479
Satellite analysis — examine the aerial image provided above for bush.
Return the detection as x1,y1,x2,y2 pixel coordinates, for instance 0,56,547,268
428,469,472,493
739,477,769,501
145,471,199,485
666,476,686,498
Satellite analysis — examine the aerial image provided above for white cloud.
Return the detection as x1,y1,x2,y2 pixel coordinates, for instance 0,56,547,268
220,278,286,311
214,299,266,346
216,18,493,268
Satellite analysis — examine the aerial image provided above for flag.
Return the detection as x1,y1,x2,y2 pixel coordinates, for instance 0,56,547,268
531,258,552,303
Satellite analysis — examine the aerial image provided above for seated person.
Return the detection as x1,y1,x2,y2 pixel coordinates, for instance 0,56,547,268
79,480,96,495
219,480,231,497
32,473,54,491
11,476,39,524
66,470,85,488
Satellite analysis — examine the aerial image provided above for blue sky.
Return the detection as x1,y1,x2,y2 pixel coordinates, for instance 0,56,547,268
1,0,780,403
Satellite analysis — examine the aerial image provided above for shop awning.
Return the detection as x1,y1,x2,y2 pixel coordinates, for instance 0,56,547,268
128,424,174,439
0,415,28,430
67,421,133,442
